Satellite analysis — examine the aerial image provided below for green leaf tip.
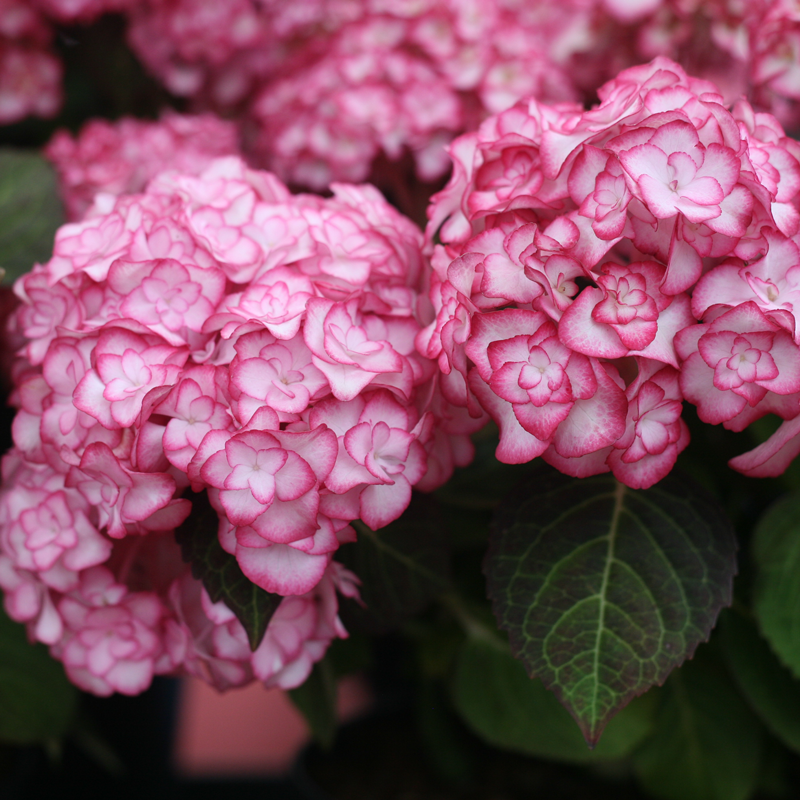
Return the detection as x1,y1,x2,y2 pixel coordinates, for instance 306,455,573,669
174,491,281,651
484,468,737,746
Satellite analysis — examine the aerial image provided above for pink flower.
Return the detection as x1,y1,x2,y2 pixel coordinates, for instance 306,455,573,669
422,56,800,485
677,301,800,428
607,361,689,489
46,113,241,221
74,327,188,429
53,568,167,696
313,390,428,530
2,152,469,697
66,442,190,538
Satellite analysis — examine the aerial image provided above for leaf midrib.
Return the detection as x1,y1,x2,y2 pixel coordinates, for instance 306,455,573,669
586,479,625,739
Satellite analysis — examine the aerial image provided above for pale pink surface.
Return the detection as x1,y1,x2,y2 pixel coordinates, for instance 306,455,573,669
173,674,373,777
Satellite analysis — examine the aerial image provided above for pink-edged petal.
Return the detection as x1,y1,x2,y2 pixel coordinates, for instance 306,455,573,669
608,422,689,489
630,295,694,368
729,414,800,477
469,369,548,464
551,364,626,457
274,452,317,502
542,444,612,478
219,488,265,527
466,309,547,382
558,288,628,359
760,334,800,394
250,492,320,543
513,400,572,441
663,225,703,295
612,317,658,351
359,478,412,530
679,352,747,424
236,542,330,596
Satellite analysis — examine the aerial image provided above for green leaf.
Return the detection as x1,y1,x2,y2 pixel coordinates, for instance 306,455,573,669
340,494,450,633
0,148,64,284
632,649,763,800
0,607,77,744
288,656,337,749
435,426,531,511
485,468,737,745
451,634,657,763
721,608,800,754
174,491,281,651
752,490,800,679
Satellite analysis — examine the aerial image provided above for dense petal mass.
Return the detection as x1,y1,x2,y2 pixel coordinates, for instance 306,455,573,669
0,152,465,699
423,55,800,486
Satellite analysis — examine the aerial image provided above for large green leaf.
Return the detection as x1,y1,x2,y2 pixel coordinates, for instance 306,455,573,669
451,635,656,763
0,148,64,284
340,495,450,633
174,491,281,651
752,490,800,678
632,649,763,800
720,608,800,754
0,607,77,744
485,468,737,745
288,655,337,749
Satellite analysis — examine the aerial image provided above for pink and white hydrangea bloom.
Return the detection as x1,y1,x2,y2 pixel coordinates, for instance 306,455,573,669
45,113,242,221
0,153,469,696
422,57,800,487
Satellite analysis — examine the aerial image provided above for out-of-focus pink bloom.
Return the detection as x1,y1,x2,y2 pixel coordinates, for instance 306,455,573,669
0,43,61,124
45,114,242,221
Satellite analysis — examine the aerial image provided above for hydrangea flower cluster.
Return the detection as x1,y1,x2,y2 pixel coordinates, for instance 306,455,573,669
121,0,800,191
0,155,474,695
0,0,61,124
5,1,800,185
594,0,800,131
45,112,241,221
421,57,800,489
125,0,278,107
0,0,137,124
246,1,580,189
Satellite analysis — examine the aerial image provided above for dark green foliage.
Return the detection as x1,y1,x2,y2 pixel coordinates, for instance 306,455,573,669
339,495,451,633
451,635,656,763
721,608,800,754
0,607,77,744
0,148,64,284
485,468,737,744
632,648,763,800
752,490,800,679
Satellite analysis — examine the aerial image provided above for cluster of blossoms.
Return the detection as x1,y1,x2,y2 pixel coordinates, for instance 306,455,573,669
5,1,800,186
0,0,61,124
45,112,241,221
0,155,475,695
244,0,581,189
422,56,800,489
121,0,800,191
592,0,800,131
0,0,137,124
